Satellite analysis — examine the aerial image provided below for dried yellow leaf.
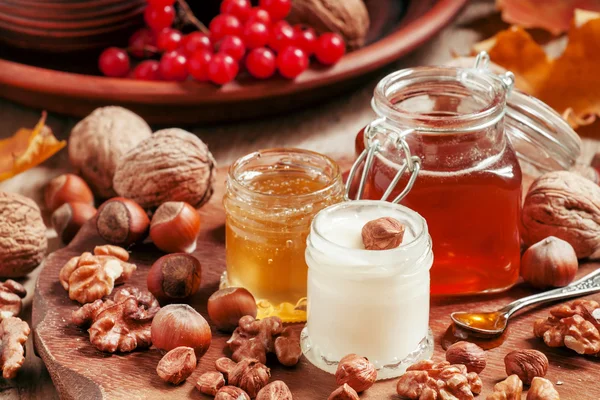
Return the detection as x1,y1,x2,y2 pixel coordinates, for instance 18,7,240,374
0,112,66,182
478,10,600,129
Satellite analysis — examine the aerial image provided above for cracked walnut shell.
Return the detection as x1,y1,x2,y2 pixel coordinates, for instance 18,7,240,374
534,299,600,355
396,360,482,400
72,287,159,353
0,316,30,379
68,106,152,198
59,246,136,304
113,128,216,209
522,171,600,258
0,192,47,278
486,375,523,400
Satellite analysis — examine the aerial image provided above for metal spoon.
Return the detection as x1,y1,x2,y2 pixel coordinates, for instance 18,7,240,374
451,267,600,337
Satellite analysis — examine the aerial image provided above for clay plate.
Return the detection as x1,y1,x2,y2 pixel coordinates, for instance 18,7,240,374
0,0,468,124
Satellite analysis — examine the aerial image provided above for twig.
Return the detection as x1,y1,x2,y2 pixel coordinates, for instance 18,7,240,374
176,0,210,35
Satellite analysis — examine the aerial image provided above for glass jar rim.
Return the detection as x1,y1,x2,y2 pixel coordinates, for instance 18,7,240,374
228,148,342,202
372,66,509,133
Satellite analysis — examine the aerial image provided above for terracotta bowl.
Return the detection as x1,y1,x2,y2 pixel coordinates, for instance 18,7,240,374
0,0,145,51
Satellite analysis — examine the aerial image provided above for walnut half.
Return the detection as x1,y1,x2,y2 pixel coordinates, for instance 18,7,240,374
72,287,159,353
0,316,30,379
59,245,136,304
534,299,600,356
396,360,482,400
0,280,26,320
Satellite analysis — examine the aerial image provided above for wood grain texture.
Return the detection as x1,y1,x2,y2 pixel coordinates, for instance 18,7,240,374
0,0,468,123
32,164,600,400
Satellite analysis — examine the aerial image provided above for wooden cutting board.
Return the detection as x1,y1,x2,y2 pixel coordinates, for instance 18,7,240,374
32,166,600,400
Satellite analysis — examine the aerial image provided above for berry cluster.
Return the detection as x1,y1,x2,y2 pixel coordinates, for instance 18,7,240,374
98,0,346,84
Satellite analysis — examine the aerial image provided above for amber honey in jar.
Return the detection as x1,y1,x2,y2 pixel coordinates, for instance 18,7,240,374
353,57,581,296
354,63,522,295
223,149,344,322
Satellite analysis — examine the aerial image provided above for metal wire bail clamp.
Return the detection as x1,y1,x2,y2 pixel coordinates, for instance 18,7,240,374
345,117,421,204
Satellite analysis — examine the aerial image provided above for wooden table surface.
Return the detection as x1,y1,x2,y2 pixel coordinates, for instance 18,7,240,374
1,1,599,399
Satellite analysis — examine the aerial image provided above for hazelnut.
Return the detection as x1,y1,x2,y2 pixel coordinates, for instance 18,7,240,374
150,202,201,253
113,128,216,209
256,380,293,400
96,197,150,246
147,253,201,302
208,288,257,332
45,174,94,212
228,358,271,398
526,377,560,400
52,202,97,243
215,386,251,400
521,237,578,289
361,217,405,250
156,346,197,385
196,371,225,396
151,304,212,358
445,341,487,374
0,192,47,277
216,357,237,378
68,106,152,198
504,349,548,385
334,354,377,393
328,384,359,400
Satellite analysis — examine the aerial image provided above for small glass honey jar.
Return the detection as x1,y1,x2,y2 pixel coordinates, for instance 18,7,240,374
223,148,344,322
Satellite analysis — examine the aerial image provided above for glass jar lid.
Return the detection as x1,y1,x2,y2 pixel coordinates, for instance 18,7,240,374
505,89,581,174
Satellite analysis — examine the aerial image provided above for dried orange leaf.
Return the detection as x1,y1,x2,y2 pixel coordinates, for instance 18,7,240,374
497,0,600,35
0,112,66,182
479,11,600,129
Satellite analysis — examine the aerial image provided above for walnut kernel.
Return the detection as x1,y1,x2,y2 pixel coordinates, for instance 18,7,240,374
72,287,159,352
0,192,47,277
526,377,560,400
396,360,482,400
486,374,523,400
0,280,26,320
274,327,302,366
0,316,30,379
156,346,197,385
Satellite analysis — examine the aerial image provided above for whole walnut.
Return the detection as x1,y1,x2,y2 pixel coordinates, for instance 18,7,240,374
69,106,152,198
522,171,600,258
113,129,216,209
0,192,47,277
287,0,370,49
